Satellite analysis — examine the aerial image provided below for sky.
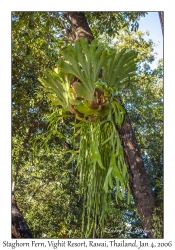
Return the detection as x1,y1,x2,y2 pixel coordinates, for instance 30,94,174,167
138,12,163,69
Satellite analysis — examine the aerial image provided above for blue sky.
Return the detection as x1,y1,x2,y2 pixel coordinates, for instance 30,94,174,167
138,12,163,69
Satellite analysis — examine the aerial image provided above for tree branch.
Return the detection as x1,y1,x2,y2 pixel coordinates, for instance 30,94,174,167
13,120,38,193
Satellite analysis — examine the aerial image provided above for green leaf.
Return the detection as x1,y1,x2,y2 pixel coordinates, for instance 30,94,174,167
75,102,99,116
90,139,104,170
72,81,93,102
103,166,113,193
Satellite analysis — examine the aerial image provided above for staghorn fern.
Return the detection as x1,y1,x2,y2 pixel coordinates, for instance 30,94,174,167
38,38,139,237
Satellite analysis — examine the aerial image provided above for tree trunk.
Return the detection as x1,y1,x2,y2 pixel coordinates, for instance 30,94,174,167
118,108,155,238
12,193,33,238
64,12,94,42
64,12,159,238
158,12,164,36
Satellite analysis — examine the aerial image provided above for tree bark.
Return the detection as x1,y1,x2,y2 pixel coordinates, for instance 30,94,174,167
64,12,94,42
12,194,33,238
64,12,158,238
158,12,164,36
118,108,155,238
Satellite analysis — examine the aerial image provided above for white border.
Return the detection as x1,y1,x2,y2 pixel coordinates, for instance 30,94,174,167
0,1,174,248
